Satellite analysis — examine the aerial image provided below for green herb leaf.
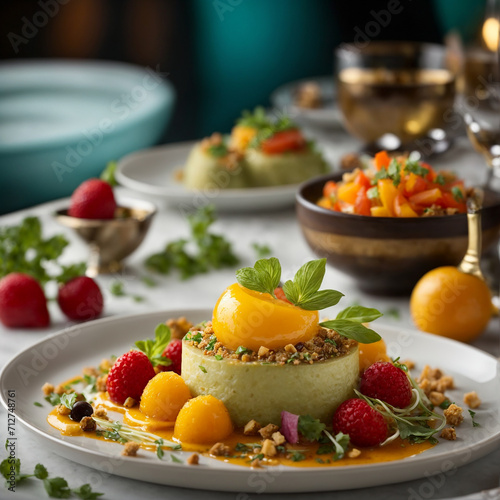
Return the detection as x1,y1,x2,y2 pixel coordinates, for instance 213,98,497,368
170,454,183,463
452,186,465,202
298,415,326,441
324,338,337,346
34,463,48,480
335,306,383,323
0,457,33,485
404,160,429,178
215,354,223,360
155,439,165,460
43,477,71,498
205,335,217,351
236,258,281,296
468,409,480,427
199,365,207,373
387,159,401,186
60,393,77,410
185,331,203,343
72,483,104,499
141,276,157,287
296,289,344,311
100,160,118,186
385,307,400,320
289,451,306,462
56,263,87,285
110,281,126,296
252,243,272,259
207,143,229,158
319,319,381,343
134,323,172,368
235,346,250,355
434,174,446,185
34,401,43,407
237,107,272,129
45,393,61,406
366,186,379,200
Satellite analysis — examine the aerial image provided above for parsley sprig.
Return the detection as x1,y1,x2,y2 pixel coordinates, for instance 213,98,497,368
134,324,172,368
145,205,239,279
0,458,103,498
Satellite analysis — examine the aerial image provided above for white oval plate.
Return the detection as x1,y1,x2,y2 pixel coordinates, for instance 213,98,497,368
270,76,342,128
1,309,499,493
116,142,309,212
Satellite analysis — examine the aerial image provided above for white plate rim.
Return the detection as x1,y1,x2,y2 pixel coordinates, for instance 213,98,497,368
1,309,499,493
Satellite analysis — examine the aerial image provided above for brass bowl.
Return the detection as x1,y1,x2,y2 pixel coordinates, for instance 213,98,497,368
55,198,156,276
296,174,500,295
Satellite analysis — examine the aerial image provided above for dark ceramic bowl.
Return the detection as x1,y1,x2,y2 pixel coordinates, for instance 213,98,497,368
296,173,500,295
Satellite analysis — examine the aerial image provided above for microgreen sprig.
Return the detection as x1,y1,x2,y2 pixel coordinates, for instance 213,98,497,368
134,324,172,368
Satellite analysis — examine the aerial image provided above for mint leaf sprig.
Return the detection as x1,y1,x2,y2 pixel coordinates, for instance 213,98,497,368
320,306,382,344
134,323,172,368
236,257,281,296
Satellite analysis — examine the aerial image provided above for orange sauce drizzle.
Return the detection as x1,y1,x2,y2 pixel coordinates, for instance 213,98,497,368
47,391,433,468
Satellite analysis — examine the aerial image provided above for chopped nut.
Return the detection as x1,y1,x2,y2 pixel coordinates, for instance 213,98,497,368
208,442,230,456
284,344,297,354
122,442,140,456
250,458,262,468
80,416,96,432
54,385,67,395
257,346,269,358
347,448,361,458
96,375,107,393
272,431,286,446
123,397,137,408
444,404,464,427
463,391,481,409
243,419,261,436
418,379,432,395
436,376,454,393
93,406,108,419
42,383,54,396
258,424,279,439
418,365,442,382
83,367,99,377
402,359,415,370
440,427,456,441
187,453,199,465
241,354,251,363
261,439,277,457
99,358,113,373
429,391,446,406
167,317,194,340
56,404,71,416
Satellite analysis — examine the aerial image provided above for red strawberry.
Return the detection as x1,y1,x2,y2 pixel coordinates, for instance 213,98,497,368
58,276,104,321
332,398,387,447
68,179,117,219
159,339,182,375
359,361,412,409
0,273,50,328
106,351,156,405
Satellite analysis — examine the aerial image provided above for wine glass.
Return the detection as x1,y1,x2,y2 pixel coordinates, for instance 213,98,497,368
462,0,500,185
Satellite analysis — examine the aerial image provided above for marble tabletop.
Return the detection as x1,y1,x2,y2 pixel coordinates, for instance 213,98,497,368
0,130,499,500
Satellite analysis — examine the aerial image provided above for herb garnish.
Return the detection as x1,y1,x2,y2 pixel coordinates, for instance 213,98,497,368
100,160,118,186
145,205,239,279
207,143,229,158
184,331,203,343
199,365,207,373
235,346,250,356
289,451,306,462
60,393,77,410
452,186,465,202
298,415,325,441
134,324,172,368
252,242,272,259
468,409,480,427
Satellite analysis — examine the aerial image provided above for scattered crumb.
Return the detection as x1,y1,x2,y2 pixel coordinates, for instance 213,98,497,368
83,367,99,377
440,427,456,441
122,442,140,456
42,383,54,396
208,442,230,456
463,391,481,409
167,317,194,340
261,439,277,457
243,419,261,436
187,453,199,465
123,397,137,408
272,431,286,446
54,385,67,395
444,404,464,427
258,346,269,358
56,404,70,416
93,406,108,419
250,458,262,468
80,416,96,432
96,375,107,392
429,391,446,406
402,359,415,370
436,376,454,393
347,448,361,458
99,358,114,373
259,424,279,439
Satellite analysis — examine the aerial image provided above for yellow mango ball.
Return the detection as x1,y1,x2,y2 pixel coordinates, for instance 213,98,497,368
410,266,492,343
173,395,233,444
212,283,319,351
140,372,191,421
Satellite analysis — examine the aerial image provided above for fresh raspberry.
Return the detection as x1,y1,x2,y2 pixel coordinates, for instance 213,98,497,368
58,276,104,321
332,398,387,447
106,351,156,405
359,361,412,409
159,339,182,375
68,179,117,219
0,273,50,328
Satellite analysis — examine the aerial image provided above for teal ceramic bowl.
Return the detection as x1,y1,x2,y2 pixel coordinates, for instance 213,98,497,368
0,59,176,214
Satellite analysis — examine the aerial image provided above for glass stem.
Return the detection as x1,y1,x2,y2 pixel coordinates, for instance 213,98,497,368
457,208,485,280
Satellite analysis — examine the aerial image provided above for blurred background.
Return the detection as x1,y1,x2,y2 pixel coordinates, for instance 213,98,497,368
0,0,492,213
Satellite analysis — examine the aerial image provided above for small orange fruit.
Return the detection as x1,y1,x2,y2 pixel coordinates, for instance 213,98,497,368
410,266,492,343
358,338,390,372
212,283,319,351
173,395,233,444
140,372,191,421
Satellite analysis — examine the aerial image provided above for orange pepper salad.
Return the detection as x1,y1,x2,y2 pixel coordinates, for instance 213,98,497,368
318,151,468,217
